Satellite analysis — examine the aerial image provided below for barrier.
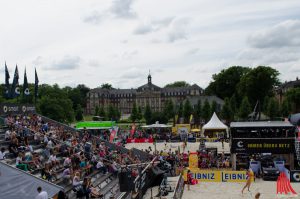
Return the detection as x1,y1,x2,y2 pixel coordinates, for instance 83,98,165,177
183,169,250,182
126,138,154,143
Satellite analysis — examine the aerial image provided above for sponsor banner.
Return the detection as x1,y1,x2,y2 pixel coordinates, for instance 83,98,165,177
126,138,154,143
189,153,198,169
290,170,300,183
231,138,294,154
174,174,185,199
183,169,250,182
0,103,36,115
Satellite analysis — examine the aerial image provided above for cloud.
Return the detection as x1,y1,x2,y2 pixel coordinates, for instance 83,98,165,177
110,0,136,18
133,17,174,35
248,20,300,48
185,48,200,55
167,18,190,42
35,55,81,70
83,11,104,24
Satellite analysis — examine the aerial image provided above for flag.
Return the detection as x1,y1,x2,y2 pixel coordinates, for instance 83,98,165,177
4,62,10,98
23,68,30,96
34,68,39,99
11,65,20,98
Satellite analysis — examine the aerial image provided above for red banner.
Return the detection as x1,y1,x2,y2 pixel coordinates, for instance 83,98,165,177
126,138,154,143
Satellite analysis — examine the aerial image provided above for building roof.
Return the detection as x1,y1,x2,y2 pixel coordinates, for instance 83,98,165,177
230,121,294,128
280,78,300,89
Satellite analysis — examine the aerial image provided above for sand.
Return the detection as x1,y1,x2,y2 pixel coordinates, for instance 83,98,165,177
182,179,300,199
127,142,300,198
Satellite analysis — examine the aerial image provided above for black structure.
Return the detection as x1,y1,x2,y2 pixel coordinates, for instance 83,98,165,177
230,121,296,170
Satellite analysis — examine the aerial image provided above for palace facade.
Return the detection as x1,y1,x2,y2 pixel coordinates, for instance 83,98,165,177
86,74,224,115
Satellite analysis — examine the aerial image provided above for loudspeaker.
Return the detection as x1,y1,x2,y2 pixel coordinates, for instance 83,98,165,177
118,171,134,192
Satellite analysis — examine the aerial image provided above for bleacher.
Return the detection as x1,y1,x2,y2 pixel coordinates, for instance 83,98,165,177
0,115,125,199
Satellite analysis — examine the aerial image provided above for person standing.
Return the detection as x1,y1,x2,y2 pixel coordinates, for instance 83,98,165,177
187,170,193,191
241,168,254,194
35,187,48,199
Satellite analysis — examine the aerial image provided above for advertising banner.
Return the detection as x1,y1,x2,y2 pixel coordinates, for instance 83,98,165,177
0,103,36,115
290,170,300,182
183,169,250,182
189,153,198,168
126,138,154,143
231,138,294,154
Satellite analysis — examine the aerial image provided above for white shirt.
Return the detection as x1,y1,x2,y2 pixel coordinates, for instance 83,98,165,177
0,151,6,160
35,191,48,199
5,130,11,139
63,157,71,167
47,140,53,148
49,155,57,162
96,161,104,169
16,156,22,165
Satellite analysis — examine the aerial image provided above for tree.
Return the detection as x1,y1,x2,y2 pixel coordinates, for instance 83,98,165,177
177,102,183,118
114,107,121,121
202,99,211,122
107,105,115,120
131,102,138,122
164,81,190,88
75,104,83,121
237,66,280,106
229,94,238,119
137,106,143,121
266,97,279,120
144,103,152,124
100,83,113,90
163,100,174,121
238,96,251,120
221,98,233,122
98,106,106,119
262,96,270,113
205,66,250,99
150,112,168,124
95,106,99,116
210,100,218,115
286,88,300,112
194,99,202,123
280,99,291,118
183,99,193,123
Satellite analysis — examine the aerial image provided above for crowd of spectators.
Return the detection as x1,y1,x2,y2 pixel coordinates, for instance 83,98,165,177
2,114,147,198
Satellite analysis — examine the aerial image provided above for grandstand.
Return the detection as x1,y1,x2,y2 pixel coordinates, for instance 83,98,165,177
0,113,151,199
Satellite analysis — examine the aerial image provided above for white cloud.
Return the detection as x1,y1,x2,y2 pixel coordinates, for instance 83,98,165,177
1,0,300,88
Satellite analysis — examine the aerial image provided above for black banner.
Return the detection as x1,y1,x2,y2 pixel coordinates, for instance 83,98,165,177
290,170,300,183
231,138,294,154
0,103,36,115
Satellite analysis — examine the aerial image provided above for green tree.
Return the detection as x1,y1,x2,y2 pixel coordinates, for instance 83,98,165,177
194,99,202,123
237,66,280,106
183,99,193,123
221,98,233,122
229,94,238,119
150,112,168,124
137,106,143,121
100,83,113,89
266,97,279,120
131,102,138,122
238,96,251,120
177,102,183,118
114,107,121,121
95,106,99,116
98,106,106,119
164,81,190,88
262,96,270,113
163,100,175,121
144,103,152,124
286,88,300,112
205,66,250,99
75,104,83,121
210,100,218,115
107,105,115,120
280,99,291,118
202,99,211,122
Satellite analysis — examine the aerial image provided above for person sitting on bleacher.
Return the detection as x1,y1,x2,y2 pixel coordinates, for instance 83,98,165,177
96,158,107,174
9,136,19,158
16,152,29,171
0,147,6,160
48,150,59,169
5,129,11,141
41,163,53,181
62,166,72,183
63,156,72,168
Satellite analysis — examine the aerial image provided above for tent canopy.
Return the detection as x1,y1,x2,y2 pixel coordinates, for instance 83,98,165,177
0,162,63,199
142,121,172,128
202,112,228,133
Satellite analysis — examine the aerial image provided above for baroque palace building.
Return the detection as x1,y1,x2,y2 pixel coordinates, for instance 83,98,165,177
86,74,224,115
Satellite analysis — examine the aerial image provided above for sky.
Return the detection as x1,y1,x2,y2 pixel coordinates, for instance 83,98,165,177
1,0,300,89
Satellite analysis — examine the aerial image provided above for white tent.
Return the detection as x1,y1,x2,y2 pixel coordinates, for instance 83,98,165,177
141,121,172,128
202,112,228,137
